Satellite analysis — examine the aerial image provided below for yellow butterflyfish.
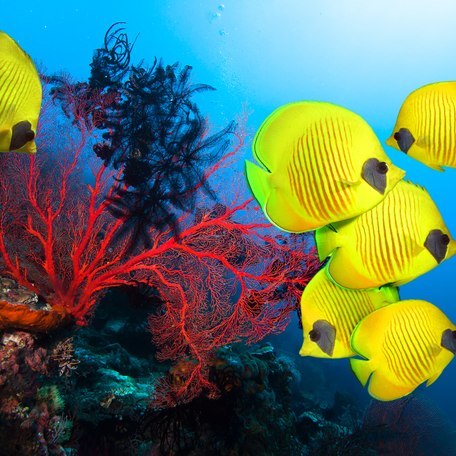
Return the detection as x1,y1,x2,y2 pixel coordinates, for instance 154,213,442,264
387,81,456,171
0,31,42,153
245,101,405,232
299,267,399,359
316,180,456,289
350,300,456,401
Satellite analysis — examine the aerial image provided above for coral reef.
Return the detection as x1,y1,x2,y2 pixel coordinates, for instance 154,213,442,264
0,331,72,455
0,77,320,402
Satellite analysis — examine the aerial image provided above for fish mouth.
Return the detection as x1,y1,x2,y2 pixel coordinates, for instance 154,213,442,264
385,135,395,148
392,166,406,182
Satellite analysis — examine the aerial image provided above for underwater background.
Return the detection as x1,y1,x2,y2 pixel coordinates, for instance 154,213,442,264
3,0,456,454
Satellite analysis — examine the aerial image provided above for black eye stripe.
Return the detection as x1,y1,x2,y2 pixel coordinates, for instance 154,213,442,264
361,158,387,194
425,229,450,264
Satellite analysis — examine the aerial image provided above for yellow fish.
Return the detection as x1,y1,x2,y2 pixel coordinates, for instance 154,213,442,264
299,267,399,359
0,32,42,153
386,81,456,171
245,101,405,232
350,300,456,401
316,179,456,289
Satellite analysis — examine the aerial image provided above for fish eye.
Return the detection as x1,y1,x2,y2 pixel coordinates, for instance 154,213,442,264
441,234,450,245
309,329,320,342
376,161,389,174
393,132,401,140
25,130,35,141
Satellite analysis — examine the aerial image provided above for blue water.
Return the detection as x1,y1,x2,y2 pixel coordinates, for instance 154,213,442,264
4,0,456,424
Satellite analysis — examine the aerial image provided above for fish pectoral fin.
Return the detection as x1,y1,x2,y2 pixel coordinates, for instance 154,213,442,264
416,136,431,149
336,177,361,187
427,343,442,358
406,235,425,256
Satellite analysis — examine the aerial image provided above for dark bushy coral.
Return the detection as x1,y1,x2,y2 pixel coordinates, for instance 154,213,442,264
50,22,235,245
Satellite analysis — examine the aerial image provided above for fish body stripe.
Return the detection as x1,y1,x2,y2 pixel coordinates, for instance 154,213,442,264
323,117,352,214
437,91,446,163
312,281,377,350
442,95,454,165
288,117,355,221
311,121,335,219
0,59,32,120
354,184,420,284
0,60,20,118
383,309,434,384
289,133,312,218
415,90,456,166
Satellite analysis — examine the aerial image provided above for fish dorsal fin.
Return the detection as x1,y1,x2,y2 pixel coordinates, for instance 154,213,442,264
0,32,33,65
403,180,433,200
428,163,445,172
404,179,428,192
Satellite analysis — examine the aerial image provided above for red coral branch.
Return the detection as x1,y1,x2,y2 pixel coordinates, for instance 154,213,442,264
0,79,320,403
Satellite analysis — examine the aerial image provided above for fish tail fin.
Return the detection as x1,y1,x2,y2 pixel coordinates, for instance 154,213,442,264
245,160,269,209
379,285,401,304
315,224,340,261
350,358,373,387
245,159,310,232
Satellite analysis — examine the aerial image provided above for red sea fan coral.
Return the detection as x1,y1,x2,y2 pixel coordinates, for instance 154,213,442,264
0,80,320,403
